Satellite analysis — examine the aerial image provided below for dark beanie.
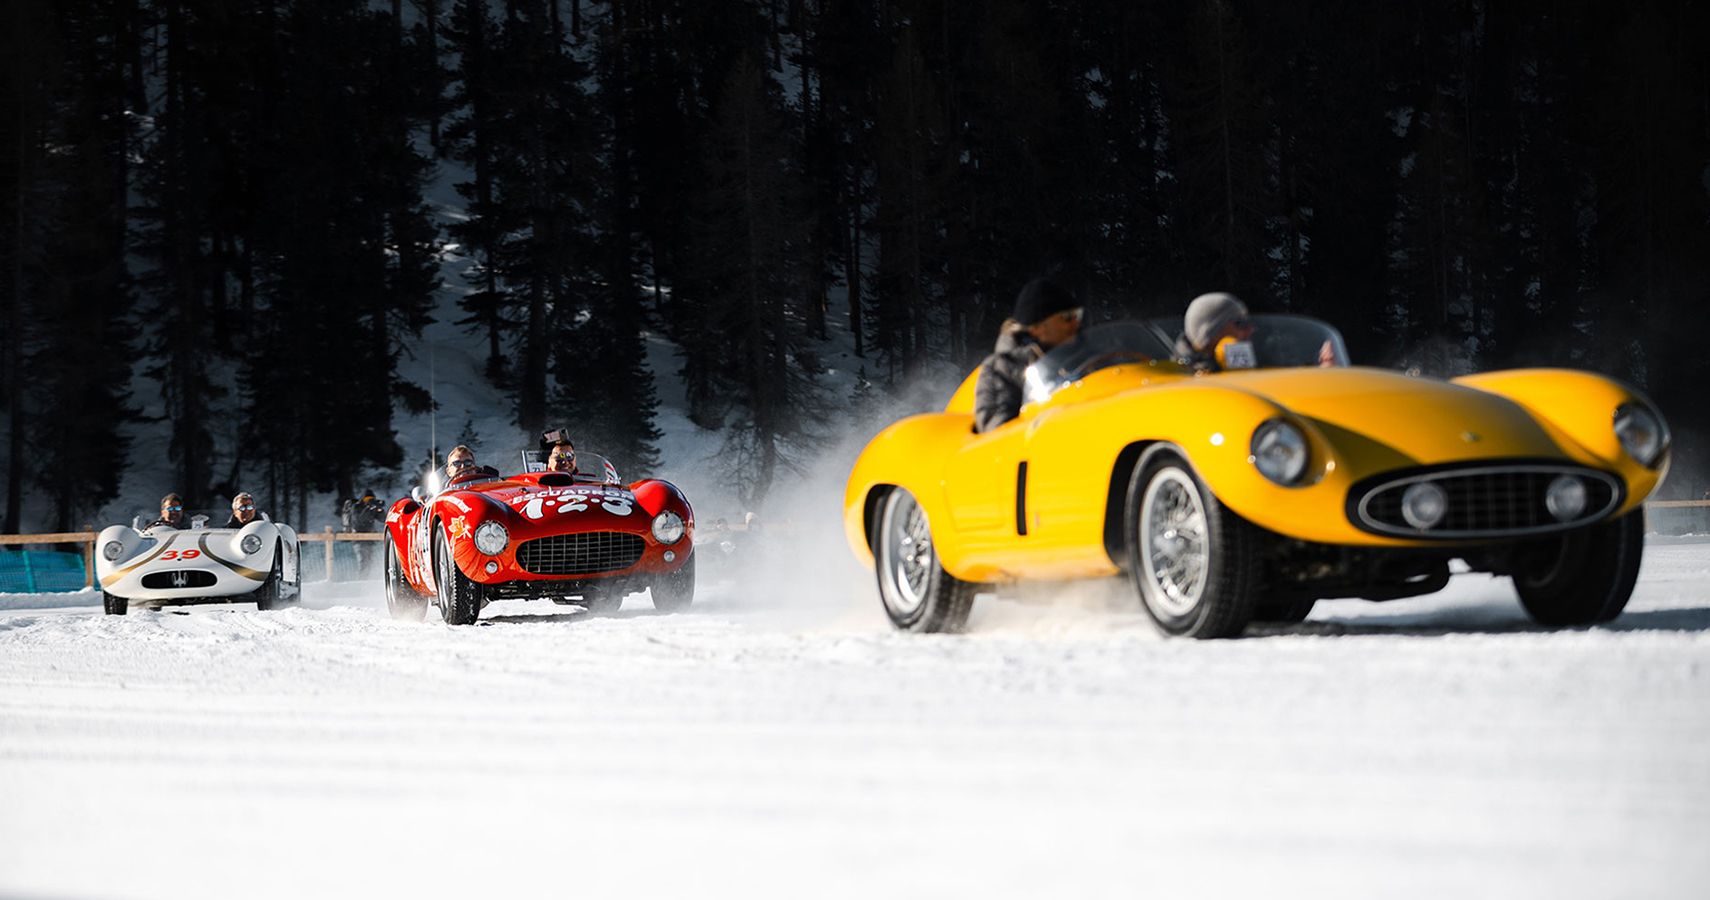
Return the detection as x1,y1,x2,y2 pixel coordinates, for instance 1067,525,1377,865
1011,278,1078,326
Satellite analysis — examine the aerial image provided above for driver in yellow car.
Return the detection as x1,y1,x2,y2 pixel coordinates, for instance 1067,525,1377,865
973,277,1084,433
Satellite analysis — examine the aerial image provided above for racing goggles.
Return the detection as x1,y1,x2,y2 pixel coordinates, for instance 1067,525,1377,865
449,457,475,472
235,504,255,512
549,451,575,466
164,505,184,512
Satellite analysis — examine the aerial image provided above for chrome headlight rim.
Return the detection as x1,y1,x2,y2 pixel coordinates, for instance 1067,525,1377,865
1249,418,1310,486
1614,402,1667,468
240,534,263,555
473,521,509,556
1544,474,1589,522
651,511,685,545
102,540,126,562
1400,482,1449,530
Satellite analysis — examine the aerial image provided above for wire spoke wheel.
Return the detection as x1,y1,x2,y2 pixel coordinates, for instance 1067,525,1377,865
882,492,934,615
872,488,975,632
1142,469,1211,616
384,532,426,622
1123,448,1260,638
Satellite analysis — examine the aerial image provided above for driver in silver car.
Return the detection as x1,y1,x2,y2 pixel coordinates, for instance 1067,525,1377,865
973,277,1083,433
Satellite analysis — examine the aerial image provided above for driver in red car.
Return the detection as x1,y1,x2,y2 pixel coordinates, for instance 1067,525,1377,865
444,445,497,485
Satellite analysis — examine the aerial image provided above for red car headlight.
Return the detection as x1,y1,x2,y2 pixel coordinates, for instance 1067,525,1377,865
473,521,509,556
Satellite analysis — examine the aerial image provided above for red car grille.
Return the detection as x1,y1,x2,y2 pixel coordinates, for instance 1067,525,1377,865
516,532,646,575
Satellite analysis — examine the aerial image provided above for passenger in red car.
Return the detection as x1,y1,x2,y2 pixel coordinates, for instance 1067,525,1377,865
546,440,578,474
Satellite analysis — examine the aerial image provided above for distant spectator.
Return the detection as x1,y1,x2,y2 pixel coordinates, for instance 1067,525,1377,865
345,489,384,533
341,488,385,575
223,492,260,528
147,493,186,530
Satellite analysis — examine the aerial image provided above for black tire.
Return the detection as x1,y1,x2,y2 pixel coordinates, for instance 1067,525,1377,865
433,526,483,625
1252,594,1316,625
581,580,630,614
384,532,428,622
254,549,283,611
102,592,128,616
1123,448,1261,638
871,488,976,633
651,553,695,613
1514,509,1644,626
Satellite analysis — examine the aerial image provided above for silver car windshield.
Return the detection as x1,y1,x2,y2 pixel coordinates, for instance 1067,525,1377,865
1022,322,1179,406
1147,314,1351,369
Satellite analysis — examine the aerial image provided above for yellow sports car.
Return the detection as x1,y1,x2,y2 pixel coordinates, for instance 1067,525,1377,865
843,316,1670,638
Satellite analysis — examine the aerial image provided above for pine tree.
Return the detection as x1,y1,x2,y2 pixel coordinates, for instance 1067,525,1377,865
684,51,823,507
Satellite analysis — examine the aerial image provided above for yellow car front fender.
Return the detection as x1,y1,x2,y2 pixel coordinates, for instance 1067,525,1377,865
1452,369,1669,514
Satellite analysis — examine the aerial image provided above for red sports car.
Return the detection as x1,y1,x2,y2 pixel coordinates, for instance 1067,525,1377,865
382,448,695,624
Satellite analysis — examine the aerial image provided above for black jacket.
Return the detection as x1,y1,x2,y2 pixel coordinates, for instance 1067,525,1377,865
1173,333,1217,374
973,329,1044,433
223,514,262,529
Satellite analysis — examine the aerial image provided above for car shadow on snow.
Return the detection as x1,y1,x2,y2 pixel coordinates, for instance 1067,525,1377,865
1252,605,1710,638
476,607,676,626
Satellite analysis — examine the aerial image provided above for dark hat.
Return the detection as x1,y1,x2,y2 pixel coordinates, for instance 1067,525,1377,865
1011,278,1078,327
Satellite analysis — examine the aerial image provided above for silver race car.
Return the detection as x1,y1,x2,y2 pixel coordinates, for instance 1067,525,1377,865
95,512,301,615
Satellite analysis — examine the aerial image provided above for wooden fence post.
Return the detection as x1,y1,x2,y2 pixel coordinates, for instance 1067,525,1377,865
324,526,335,579
82,523,94,589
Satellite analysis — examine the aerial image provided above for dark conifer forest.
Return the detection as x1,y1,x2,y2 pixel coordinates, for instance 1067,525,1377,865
3,0,1709,530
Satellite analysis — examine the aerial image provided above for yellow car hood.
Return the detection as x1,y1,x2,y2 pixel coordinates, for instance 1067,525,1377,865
1209,366,1572,468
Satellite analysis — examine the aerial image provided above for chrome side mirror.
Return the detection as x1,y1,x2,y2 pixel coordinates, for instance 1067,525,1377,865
411,486,426,506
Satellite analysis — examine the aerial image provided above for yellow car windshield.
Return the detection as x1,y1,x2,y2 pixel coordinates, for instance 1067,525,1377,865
1147,314,1352,370
1023,322,1178,405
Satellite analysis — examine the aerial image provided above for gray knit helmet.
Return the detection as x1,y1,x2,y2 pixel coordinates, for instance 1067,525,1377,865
1184,292,1250,351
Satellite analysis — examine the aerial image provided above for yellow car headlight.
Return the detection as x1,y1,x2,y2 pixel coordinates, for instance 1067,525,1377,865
1614,403,1666,468
1250,419,1308,485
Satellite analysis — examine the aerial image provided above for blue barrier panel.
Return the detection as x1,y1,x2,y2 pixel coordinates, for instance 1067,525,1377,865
299,541,381,583
0,550,88,593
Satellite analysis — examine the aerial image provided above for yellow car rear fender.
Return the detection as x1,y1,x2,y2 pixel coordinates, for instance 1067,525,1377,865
843,413,975,568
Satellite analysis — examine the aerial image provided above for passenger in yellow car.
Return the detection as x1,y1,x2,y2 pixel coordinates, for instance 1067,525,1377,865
1174,292,1253,373
1175,291,1337,371
973,277,1083,433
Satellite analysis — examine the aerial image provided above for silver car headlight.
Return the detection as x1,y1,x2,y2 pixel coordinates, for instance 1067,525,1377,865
102,540,125,561
1250,419,1309,485
240,534,263,555
1614,403,1666,467
651,511,685,545
473,521,509,556
1401,482,1448,530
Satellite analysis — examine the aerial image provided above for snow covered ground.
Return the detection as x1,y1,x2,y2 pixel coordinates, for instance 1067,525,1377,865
2,537,1707,899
